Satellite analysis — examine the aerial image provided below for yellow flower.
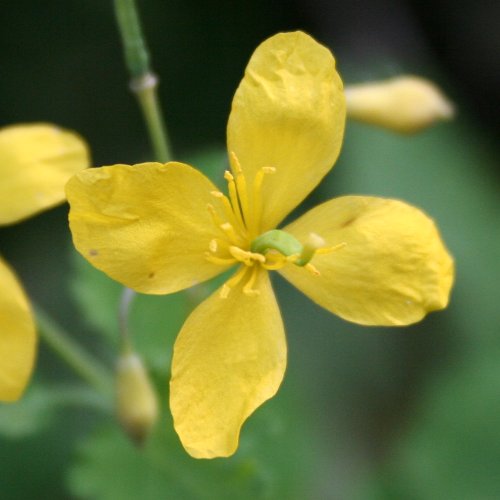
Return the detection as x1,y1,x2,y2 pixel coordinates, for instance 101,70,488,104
0,123,89,401
345,76,455,133
66,32,454,458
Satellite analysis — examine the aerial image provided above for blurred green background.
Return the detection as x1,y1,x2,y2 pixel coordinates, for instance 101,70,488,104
0,0,499,499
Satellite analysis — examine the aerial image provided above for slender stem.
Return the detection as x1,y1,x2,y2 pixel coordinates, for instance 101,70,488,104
113,0,172,162
118,287,135,352
133,74,172,163
35,306,113,396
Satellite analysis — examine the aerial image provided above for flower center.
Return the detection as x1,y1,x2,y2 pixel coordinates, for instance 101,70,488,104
204,152,344,297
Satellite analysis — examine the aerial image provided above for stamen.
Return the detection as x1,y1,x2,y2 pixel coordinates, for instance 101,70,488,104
229,246,265,266
305,263,320,276
205,253,237,266
229,150,243,175
207,204,226,231
243,266,260,296
209,239,218,253
315,242,347,255
220,266,248,299
229,152,250,228
251,166,276,237
210,190,242,236
220,222,243,245
224,171,245,230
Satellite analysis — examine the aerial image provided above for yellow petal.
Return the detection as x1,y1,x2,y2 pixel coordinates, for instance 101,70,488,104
345,76,455,134
279,196,454,326
0,123,89,225
170,268,286,458
67,162,232,294
0,258,37,401
227,31,346,231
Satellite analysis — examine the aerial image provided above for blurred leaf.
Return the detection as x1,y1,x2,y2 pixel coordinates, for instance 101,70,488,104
0,383,108,439
70,250,123,343
183,146,227,184
359,352,500,500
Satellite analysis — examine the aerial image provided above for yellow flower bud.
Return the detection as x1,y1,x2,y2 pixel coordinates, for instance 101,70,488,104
116,351,158,446
345,76,455,134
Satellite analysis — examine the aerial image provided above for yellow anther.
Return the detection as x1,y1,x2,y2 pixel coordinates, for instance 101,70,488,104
261,166,276,174
211,190,243,236
220,222,243,245
209,239,218,253
207,203,226,230
305,263,320,276
229,151,243,174
228,151,250,229
223,170,245,230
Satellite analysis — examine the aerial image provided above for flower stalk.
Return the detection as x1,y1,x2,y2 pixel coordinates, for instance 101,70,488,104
113,0,172,162
35,306,113,396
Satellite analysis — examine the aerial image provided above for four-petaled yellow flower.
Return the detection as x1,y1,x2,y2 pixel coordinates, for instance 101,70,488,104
0,123,89,401
66,32,454,458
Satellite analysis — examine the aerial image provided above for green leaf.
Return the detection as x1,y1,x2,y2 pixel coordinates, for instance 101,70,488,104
0,383,108,439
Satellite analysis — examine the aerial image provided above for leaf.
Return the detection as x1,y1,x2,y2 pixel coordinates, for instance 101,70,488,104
0,383,108,439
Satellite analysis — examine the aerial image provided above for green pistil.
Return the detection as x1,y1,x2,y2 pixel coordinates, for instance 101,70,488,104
250,229,310,266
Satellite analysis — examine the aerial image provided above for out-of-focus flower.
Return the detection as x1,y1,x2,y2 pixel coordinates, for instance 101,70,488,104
345,76,455,133
0,123,89,401
67,32,454,458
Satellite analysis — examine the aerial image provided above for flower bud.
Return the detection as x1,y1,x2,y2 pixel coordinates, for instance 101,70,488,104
116,351,158,446
345,76,455,134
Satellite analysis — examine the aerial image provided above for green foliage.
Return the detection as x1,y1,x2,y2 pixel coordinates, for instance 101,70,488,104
359,353,500,500
0,384,108,439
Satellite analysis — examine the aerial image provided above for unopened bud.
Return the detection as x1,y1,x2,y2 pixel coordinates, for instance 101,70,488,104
116,351,158,446
345,76,455,134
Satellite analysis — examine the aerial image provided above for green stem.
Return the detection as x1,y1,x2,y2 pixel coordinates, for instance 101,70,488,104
113,0,172,162
35,306,113,396
118,287,135,353
133,74,172,162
